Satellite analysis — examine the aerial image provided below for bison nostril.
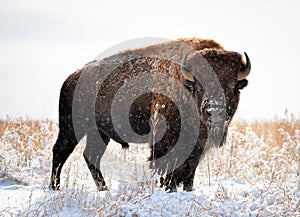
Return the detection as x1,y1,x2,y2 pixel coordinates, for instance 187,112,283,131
206,110,211,117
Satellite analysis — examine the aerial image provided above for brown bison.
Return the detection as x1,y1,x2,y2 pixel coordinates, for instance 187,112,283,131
50,38,251,192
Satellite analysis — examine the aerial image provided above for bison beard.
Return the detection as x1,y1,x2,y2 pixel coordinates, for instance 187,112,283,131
49,38,250,192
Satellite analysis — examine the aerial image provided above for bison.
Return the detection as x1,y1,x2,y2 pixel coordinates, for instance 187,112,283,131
50,38,251,192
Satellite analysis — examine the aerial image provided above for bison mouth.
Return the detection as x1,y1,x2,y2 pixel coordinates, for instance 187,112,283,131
206,121,229,149
201,95,230,150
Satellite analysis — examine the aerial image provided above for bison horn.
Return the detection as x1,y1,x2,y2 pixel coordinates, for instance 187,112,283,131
181,54,195,82
238,52,251,80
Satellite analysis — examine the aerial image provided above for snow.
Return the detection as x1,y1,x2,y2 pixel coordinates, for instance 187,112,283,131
0,120,300,216
0,172,299,217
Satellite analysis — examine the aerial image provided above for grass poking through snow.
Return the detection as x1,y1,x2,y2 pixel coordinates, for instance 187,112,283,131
0,116,299,216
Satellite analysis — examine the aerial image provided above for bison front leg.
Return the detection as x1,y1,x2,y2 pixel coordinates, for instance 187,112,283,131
182,164,197,192
83,129,109,191
181,146,204,191
160,163,198,192
162,144,203,192
160,174,178,192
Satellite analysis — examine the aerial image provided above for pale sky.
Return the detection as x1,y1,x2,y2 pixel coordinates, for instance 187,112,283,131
0,0,299,121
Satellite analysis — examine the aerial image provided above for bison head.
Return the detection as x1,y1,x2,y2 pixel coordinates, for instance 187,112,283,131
180,49,251,147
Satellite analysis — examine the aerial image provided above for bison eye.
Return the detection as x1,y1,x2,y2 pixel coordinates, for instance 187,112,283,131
183,80,195,93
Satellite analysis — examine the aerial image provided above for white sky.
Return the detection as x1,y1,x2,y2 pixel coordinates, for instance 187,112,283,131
0,0,299,121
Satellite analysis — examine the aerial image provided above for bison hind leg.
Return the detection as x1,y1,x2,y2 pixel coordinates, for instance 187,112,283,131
84,129,110,191
50,130,81,190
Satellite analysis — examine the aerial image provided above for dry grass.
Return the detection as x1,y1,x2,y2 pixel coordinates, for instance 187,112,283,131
1,116,298,154
0,119,9,139
0,117,57,151
0,115,299,216
0,116,299,178
235,118,300,149
195,115,300,198
0,117,58,184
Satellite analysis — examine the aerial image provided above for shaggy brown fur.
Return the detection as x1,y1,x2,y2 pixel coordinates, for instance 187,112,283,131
50,38,250,192
177,38,224,50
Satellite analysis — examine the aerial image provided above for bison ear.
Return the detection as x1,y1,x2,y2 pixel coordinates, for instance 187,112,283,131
237,79,248,90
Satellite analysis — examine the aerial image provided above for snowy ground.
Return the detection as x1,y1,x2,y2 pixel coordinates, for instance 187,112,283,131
0,120,299,216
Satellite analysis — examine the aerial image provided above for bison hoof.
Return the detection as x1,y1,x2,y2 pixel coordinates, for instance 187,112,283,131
121,143,129,149
49,184,60,191
166,186,177,193
97,185,108,191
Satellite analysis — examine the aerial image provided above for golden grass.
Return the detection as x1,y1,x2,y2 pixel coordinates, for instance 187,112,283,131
234,119,300,148
0,119,9,139
195,116,300,189
0,116,299,216
0,117,57,151
1,116,299,181
0,118,58,170
0,116,299,177
0,116,299,154
0,118,300,149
